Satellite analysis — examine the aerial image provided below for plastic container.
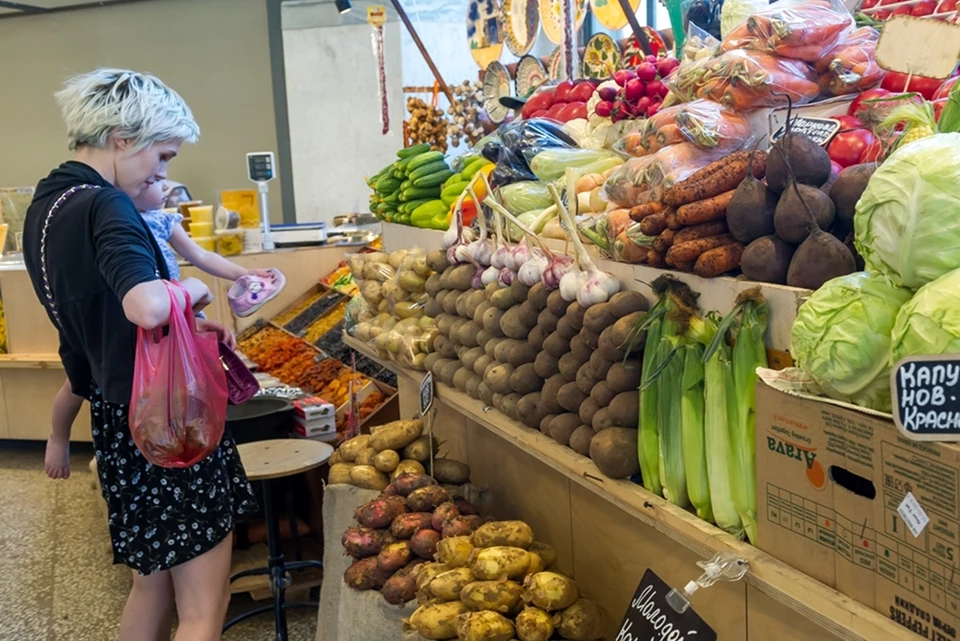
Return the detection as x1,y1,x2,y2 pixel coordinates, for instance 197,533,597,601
190,221,214,237
215,230,244,256
188,205,214,225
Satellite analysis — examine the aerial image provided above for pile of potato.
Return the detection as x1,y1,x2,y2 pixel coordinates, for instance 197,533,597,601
330,419,471,491
349,249,445,370
408,520,605,641
422,247,646,480
342,472,482,606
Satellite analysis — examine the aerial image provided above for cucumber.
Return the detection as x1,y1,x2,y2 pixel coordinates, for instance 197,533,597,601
402,186,442,201
383,192,400,205
406,151,445,172
409,160,451,181
412,170,455,188
375,175,401,193
403,198,435,213
397,143,431,158
400,180,413,191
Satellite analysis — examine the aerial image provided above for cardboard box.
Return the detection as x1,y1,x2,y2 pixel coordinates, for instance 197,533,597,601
756,381,960,640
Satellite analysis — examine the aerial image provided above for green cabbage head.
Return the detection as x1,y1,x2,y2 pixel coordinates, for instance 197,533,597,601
854,133,960,291
791,272,912,411
891,267,960,365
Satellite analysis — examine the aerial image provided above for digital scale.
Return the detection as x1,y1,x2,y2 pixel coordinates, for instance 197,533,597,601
246,151,328,248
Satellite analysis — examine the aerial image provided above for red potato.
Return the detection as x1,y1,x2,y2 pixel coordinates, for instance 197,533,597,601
390,512,434,539
410,528,442,559
355,497,407,529
376,541,412,574
344,557,390,591
431,502,461,531
455,498,479,515
342,526,393,559
443,515,484,538
381,573,417,605
407,485,451,512
391,473,437,497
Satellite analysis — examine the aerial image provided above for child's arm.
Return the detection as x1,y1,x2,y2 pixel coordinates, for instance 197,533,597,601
51,377,83,441
169,226,266,281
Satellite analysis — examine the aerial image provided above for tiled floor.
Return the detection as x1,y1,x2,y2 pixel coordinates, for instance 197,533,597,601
0,441,318,641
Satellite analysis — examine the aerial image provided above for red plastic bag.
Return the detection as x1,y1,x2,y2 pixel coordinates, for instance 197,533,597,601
130,281,228,468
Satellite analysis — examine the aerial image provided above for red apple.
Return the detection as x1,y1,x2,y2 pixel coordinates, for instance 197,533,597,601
912,0,936,14
594,101,614,118
552,81,575,104
613,70,637,87
635,62,657,83
570,82,595,103
558,101,586,122
546,103,567,120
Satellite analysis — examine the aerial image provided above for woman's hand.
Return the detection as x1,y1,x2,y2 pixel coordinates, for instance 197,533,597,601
196,319,236,349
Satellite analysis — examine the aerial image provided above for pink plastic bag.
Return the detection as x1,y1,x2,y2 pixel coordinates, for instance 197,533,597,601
130,281,228,468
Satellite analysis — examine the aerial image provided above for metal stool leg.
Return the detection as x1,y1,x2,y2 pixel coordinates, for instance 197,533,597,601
286,489,303,562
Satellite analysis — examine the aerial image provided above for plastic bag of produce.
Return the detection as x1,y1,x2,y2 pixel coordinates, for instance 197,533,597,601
854,133,960,290
791,272,912,412
499,181,554,214
720,0,853,62
890,268,960,364
490,119,578,188
815,27,883,97
675,99,753,151
529,148,621,182
601,156,658,208
615,105,686,157
613,224,656,263
645,142,726,188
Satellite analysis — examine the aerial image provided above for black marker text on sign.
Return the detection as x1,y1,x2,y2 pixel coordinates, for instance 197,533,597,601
615,570,716,641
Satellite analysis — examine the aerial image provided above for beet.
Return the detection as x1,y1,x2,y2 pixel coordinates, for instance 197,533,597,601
431,502,461,531
829,163,877,230
381,573,418,605
766,132,831,193
786,228,856,290
355,497,408,529
741,235,794,285
390,512,434,539
376,541,412,574
410,528,442,560
727,154,778,244
342,526,392,559
344,557,390,590
774,181,835,245
407,485,451,512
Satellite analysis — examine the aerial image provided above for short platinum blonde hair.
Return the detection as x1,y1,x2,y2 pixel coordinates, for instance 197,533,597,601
55,68,200,152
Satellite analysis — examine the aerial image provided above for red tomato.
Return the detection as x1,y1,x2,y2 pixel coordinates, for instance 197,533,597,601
552,81,575,105
874,9,891,18
882,70,956,100
935,76,958,100
934,98,948,121
521,91,554,119
862,0,880,7
530,109,549,119
859,137,885,163
545,103,567,120
557,102,587,122
832,114,865,131
849,88,891,116
913,0,937,13
828,128,877,168
570,82,595,103
937,0,957,10
892,4,913,15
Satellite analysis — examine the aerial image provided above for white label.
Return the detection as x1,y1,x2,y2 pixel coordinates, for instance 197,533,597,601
897,492,930,538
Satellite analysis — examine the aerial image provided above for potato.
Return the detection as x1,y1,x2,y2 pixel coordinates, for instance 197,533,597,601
410,529,442,560
431,357,454,380
500,306,532,339
592,408,613,431
349,465,390,490
447,264,476,291
484,337,504,360
443,291,460,315
558,382,588,414
355,495,408,528
464,290,487,319
565,302,586,331
355,447,377,467
534,351,560,379
409,601,469,640
465,374,482,399
518,300,540,328
460,346,485,373
450,318,469,341
528,542,558,567
490,287,518,310
434,335,458,360
589,353,614,380
426,249,450,273
569,334,592,363
373,450,400,473
371,419,424,452
453,367,473,392
609,391,640,427
611,311,646,350
555,316,578,340
436,536,474,567
576,363,598,395
485,364,515,395
382,573,418,605
460,580,523,614
608,290,648,317
578,398,600,426
436,313,457,337
517,392,544,428
558,352,582,382
403,435,434,463
338,435,371,462
505,341,537,367
391,512,434,539
344,557,390,590
472,521,535,549
537,309,559,334
433,458,471,485
478,381,496,406
527,282,549,311
522,572,579,610
515,606,554,641
493,339,520,363
329,449,343,466
428,567,477,600
377,541,413,574
342,526,392,558
547,290,568,316
392,460,427,479
423,352,442,373
476,328,494,348
569,426,596,456
424,297,443,318
415,561,451,591
424,273,443,296
408,485,451,512
500,393,522,420
539,414,557,436
439,360,460,386
524,548,547,575
328,462,354,485
510,278,530,302
474,300,492,324
583,302,616,334
471,546,532,580
607,360,642,393
457,611,515,641
597,327,627,362
556,598,606,641
543,332,571,358
509,363,543,395
579,327,600,349
456,321,482,348
589,428,640,478
528,325,545,351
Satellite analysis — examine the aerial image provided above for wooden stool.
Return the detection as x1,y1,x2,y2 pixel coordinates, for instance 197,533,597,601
223,439,333,641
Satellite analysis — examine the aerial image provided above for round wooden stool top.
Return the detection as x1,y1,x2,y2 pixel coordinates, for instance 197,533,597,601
237,439,334,482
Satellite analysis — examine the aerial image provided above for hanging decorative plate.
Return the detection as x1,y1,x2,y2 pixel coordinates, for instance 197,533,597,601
501,0,540,57
515,55,548,98
483,61,512,124
622,28,669,66
468,0,504,69
582,33,623,79
589,0,640,30
538,0,587,45
547,45,567,81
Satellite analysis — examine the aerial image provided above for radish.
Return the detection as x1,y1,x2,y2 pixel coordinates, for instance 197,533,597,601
598,86,618,102
645,80,665,98
624,78,645,103
634,96,651,116
594,100,614,118
647,98,663,117
645,54,658,64
635,62,657,83
613,70,636,87
655,57,680,78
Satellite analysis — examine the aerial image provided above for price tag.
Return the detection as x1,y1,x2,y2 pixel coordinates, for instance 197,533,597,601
890,355,960,441
367,5,387,27
615,570,717,641
897,492,930,538
769,117,841,147
419,372,434,416
876,16,960,80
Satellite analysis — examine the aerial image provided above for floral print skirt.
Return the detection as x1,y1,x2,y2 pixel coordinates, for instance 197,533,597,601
89,384,258,575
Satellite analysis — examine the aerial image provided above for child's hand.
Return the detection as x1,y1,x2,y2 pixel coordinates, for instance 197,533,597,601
246,269,275,279
44,434,71,480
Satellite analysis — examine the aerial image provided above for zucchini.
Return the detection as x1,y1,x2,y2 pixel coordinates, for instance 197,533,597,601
406,151,445,172
402,186,442,201
413,170,455,188
409,160,450,181
397,143,431,158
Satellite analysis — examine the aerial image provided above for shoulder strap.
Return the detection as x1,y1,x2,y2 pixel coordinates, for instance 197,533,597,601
40,184,102,329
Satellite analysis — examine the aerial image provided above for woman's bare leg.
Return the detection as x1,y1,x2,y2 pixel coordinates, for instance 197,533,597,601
118,569,175,641
170,534,234,641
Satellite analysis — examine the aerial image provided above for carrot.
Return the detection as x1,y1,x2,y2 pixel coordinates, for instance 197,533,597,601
694,243,745,278
647,249,665,268
639,213,668,236
614,231,649,264
655,124,685,150
666,234,736,264
653,229,675,254
674,260,696,273
674,220,728,245
629,201,664,222
665,208,681,231
663,151,765,207
676,190,736,226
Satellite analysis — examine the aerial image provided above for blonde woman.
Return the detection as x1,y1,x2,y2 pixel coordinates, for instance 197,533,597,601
22,69,257,641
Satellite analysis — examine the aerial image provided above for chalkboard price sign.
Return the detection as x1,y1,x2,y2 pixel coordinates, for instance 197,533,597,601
891,355,960,441
770,116,841,147
419,372,434,417
614,570,716,641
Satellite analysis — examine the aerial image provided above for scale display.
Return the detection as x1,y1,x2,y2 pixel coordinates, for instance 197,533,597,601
246,152,276,183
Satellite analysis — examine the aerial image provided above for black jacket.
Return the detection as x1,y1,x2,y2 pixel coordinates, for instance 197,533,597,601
23,162,169,405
